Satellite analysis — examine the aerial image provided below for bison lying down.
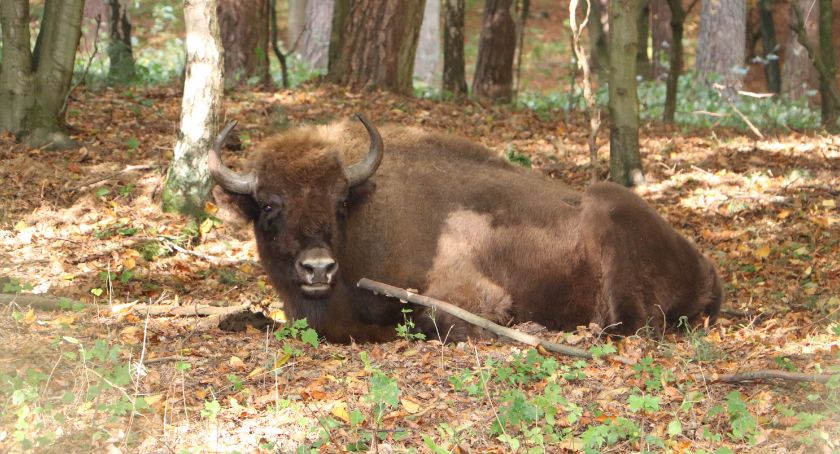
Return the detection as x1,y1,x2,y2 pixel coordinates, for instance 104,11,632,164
210,115,722,343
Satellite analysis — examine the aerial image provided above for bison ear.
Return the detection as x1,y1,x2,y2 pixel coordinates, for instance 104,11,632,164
211,185,259,222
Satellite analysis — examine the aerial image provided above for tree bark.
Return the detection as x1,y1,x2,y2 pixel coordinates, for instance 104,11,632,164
287,0,307,46
414,0,442,88
0,0,84,148
663,0,685,123
816,0,837,130
328,0,349,73
696,0,746,90
298,0,334,72
472,0,516,102
587,0,609,77
0,0,35,135
636,0,651,79
650,0,671,79
217,0,270,86
162,0,225,215
757,0,780,93
442,0,468,96
327,0,426,95
782,0,816,100
608,0,645,187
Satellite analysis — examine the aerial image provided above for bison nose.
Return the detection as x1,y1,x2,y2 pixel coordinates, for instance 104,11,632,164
296,249,338,284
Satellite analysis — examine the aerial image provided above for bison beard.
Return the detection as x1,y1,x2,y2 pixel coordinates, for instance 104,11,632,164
210,114,723,343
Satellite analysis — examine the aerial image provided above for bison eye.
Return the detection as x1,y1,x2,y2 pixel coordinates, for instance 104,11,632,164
262,204,272,213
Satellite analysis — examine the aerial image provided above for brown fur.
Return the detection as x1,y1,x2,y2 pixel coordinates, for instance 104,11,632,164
216,120,722,343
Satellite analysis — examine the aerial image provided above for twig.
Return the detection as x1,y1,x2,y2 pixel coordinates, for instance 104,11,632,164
357,278,634,365
708,370,836,385
65,164,158,193
158,238,255,267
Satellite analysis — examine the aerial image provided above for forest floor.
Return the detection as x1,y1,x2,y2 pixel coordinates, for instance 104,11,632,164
0,83,838,453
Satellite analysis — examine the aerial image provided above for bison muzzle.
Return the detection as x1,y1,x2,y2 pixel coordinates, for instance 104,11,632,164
210,114,723,343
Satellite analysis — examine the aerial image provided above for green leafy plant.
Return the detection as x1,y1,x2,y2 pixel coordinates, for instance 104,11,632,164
395,308,426,341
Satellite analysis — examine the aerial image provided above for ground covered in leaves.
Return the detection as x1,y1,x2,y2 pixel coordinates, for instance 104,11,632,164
0,84,838,453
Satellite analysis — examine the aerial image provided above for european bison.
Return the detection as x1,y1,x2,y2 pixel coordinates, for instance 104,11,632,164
210,114,722,343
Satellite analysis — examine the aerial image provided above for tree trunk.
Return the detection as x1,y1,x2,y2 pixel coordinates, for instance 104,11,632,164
414,0,442,88
663,0,685,123
162,0,225,215
608,0,644,187
696,0,746,90
0,0,84,148
472,0,516,102
287,0,307,46
0,0,35,135
298,0,334,72
587,0,609,77
442,0,468,96
817,0,837,130
328,0,349,73
513,0,530,97
636,0,651,79
781,0,815,100
107,0,136,83
327,0,426,95
757,0,780,93
217,0,270,86
650,0,671,79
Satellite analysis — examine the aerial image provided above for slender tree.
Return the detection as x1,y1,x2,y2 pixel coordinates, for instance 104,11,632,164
287,0,307,46
442,0,468,96
162,0,225,215
608,0,645,186
328,0,426,95
650,0,671,79
217,0,270,85
587,0,609,76
0,0,85,148
636,0,651,79
106,0,135,83
696,0,746,89
757,0,780,93
472,0,516,102
662,0,689,123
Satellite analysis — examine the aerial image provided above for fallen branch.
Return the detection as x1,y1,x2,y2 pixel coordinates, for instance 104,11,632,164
706,370,836,385
357,278,634,365
158,238,254,267
1,293,251,317
65,164,159,193
0,293,86,311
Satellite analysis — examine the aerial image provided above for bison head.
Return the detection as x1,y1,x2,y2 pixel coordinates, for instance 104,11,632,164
209,114,383,299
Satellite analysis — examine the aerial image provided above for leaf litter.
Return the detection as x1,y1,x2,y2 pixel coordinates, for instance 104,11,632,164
0,84,838,452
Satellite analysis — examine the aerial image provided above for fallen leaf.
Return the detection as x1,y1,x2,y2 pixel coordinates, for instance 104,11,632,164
229,356,245,369
401,397,421,414
331,401,350,423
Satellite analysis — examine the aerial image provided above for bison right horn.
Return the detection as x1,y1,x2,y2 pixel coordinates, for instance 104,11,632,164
344,113,384,187
208,120,257,195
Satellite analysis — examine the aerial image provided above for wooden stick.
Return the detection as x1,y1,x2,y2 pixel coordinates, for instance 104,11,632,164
1,293,250,317
705,370,836,385
357,278,634,365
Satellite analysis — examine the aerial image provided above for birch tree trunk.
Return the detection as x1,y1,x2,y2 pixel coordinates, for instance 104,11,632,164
442,0,468,96
608,0,645,187
0,0,84,149
162,0,225,215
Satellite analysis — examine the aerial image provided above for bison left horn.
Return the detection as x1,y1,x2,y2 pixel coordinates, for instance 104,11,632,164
208,120,258,195
344,113,384,187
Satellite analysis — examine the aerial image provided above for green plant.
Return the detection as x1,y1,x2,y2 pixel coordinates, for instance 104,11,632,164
505,145,532,168
396,308,426,341
274,318,320,357
723,391,758,444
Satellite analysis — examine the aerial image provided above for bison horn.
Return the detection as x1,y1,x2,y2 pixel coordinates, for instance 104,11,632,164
344,113,384,187
208,120,257,195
